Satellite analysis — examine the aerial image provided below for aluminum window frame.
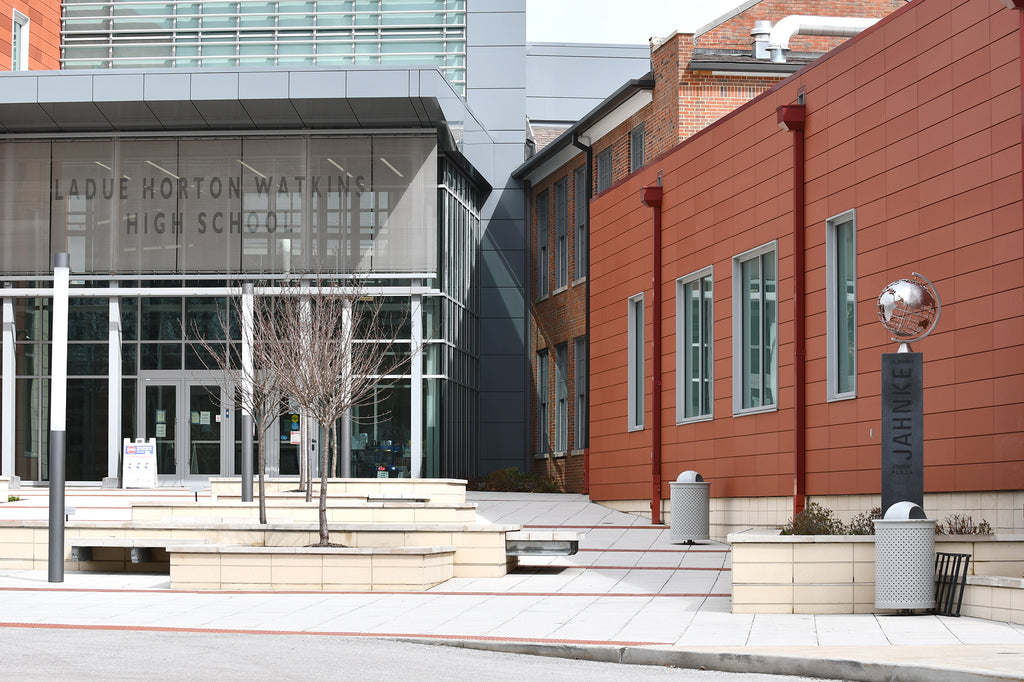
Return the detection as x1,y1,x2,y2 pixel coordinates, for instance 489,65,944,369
554,177,568,290
554,342,567,454
573,165,587,281
826,209,857,401
573,335,586,450
732,241,778,415
676,266,713,423
596,148,613,193
536,349,549,456
629,123,645,172
535,189,549,298
627,292,644,431
12,10,29,71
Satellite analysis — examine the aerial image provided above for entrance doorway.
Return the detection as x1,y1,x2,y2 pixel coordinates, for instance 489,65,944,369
138,374,229,485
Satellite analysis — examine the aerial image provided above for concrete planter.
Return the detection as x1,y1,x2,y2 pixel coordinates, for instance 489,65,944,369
728,530,1024,617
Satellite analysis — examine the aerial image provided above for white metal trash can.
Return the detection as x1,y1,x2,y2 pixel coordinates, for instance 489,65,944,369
669,470,710,543
874,501,936,610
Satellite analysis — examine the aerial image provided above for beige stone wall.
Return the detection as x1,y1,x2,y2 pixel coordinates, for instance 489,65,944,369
599,491,1024,541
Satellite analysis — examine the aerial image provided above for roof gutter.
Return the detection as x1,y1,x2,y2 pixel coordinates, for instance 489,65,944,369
768,16,880,63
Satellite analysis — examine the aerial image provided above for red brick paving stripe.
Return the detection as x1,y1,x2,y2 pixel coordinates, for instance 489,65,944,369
524,524,668,530
0,622,670,646
577,548,730,553
560,565,730,571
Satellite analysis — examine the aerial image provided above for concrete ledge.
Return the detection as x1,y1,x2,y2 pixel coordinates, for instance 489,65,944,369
170,544,456,591
962,575,1024,625
209,477,469,505
129,500,479,525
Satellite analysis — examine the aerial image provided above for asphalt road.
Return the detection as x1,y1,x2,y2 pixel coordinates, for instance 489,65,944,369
0,627,830,681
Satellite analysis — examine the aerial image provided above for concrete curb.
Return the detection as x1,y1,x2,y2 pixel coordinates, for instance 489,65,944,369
399,637,1023,682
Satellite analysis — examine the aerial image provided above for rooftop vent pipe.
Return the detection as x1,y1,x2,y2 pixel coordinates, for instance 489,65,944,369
750,20,772,59
767,15,880,63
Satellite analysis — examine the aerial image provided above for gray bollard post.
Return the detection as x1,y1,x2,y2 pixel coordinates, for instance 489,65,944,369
48,252,70,583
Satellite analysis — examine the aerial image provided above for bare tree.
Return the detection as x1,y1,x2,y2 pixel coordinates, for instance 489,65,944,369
271,275,410,546
189,284,291,524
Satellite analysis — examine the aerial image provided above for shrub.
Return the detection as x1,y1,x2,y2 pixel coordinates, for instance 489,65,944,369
936,513,994,535
468,467,561,493
847,506,883,535
779,502,846,535
6,495,19,503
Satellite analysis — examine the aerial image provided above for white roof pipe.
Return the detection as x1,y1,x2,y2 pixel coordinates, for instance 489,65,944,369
767,15,880,63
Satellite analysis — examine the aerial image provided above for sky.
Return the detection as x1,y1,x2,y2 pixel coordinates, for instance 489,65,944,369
526,0,747,44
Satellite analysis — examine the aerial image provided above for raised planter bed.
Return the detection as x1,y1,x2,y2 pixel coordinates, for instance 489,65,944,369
169,544,456,591
0,519,517,579
729,530,1024,617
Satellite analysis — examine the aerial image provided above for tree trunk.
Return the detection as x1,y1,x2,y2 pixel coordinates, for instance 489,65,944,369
304,418,312,503
318,424,332,545
257,435,267,525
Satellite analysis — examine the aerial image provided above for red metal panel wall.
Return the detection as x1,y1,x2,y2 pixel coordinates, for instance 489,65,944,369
0,2,62,71
588,0,1024,502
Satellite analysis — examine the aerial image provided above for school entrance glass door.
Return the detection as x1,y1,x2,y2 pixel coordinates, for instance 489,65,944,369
139,375,228,484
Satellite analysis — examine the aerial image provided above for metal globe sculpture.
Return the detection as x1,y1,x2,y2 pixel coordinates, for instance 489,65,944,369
876,272,941,346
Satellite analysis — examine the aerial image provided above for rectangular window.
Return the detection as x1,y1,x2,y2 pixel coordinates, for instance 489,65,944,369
733,243,777,413
555,343,568,453
630,123,645,172
596,148,613,193
827,210,857,399
574,166,587,280
628,293,644,430
677,267,713,421
574,336,587,449
536,190,549,297
12,11,29,71
554,178,568,289
537,350,549,455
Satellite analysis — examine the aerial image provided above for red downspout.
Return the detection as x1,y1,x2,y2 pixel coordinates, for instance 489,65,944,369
1000,1,1024,272
642,183,664,524
778,103,807,518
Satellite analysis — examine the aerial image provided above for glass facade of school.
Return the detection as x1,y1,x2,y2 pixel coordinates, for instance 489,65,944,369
0,132,481,483
61,0,468,93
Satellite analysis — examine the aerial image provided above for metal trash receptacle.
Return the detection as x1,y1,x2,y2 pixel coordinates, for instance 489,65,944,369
874,501,936,610
670,470,710,543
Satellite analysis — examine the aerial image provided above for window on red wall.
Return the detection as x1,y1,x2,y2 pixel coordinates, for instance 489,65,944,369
12,11,30,71
573,166,587,280
827,210,857,400
536,350,549,456
596,149,612,193
574,336,587,449
628,293,644,430
554,178,568,290
733,243,777,414
630,123,645,172
555,343,567,453
677,267,713,422
536,190,549,298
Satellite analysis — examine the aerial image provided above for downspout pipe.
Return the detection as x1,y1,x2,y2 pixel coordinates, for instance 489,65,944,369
999,1,1024,254
572,132,593,495
641,182,663,525
768,16,879,63
778,103,807,518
